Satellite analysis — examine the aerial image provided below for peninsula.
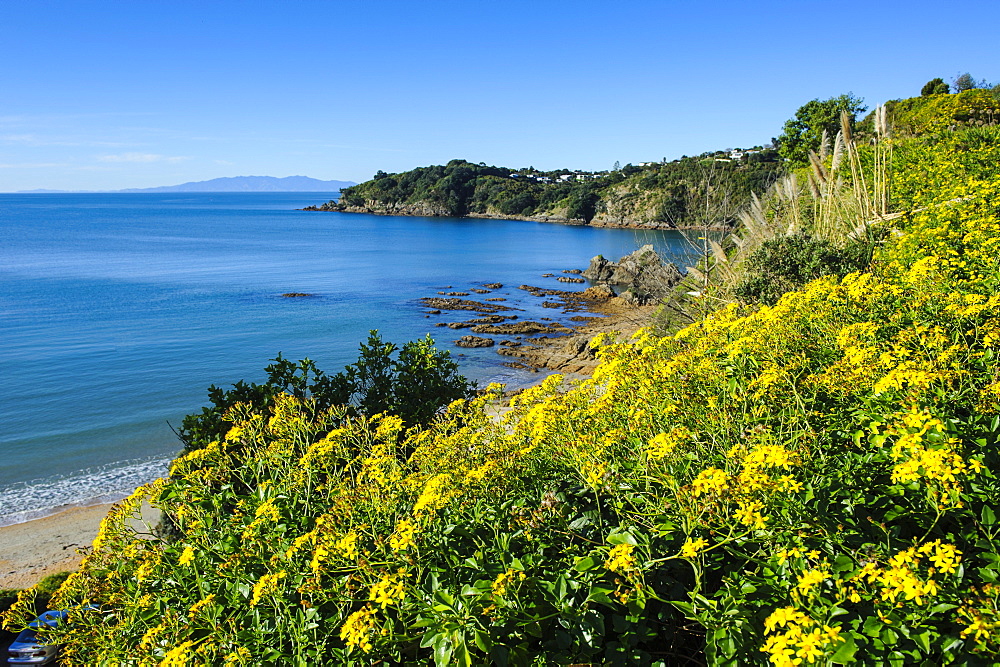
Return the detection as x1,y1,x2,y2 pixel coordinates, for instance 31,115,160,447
303,151,781,229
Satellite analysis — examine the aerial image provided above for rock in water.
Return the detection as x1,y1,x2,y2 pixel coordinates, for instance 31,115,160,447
581,245,682,304
455,335,495,348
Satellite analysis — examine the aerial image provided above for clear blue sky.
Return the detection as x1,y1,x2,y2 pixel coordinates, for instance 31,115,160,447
2,0,997,191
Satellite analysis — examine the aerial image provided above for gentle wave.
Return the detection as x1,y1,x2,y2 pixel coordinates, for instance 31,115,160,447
0,456,170,527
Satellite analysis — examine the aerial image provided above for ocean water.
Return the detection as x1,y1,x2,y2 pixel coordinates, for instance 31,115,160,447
0,193,691,525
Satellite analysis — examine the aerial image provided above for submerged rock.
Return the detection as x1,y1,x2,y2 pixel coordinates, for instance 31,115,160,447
455,335,495,348
420,297,513,313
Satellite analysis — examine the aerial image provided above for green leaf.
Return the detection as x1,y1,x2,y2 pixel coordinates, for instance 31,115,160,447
433,634,452,665
474,630,492,653
588,585,615,606
453,637,472,667
434,589,456,608
983,505,997,526
832,554,855,573
830,637,858,663
668,600,695,617
863,615,884,637
911,629,931,653
574,556,597,572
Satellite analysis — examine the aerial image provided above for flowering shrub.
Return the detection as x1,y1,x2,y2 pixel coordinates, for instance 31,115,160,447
4,103,1000,665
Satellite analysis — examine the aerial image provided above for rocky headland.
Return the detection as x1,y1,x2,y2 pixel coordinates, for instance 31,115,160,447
416,246,683,377
302,200,720,231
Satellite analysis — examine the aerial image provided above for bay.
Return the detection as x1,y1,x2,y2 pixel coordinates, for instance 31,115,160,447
0,193,691,524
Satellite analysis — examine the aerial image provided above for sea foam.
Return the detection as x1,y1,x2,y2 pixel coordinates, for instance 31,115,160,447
0,456,170,527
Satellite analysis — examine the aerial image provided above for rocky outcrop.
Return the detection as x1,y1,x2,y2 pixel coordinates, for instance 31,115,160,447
582,245,683,305
455,336,495,348
445,315,518,329
311,200,456,217
419,297,513,313
470,321,570,335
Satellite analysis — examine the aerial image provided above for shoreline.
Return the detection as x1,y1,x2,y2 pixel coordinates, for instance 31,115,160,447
301,203,731,232
0,502,160,590
2,269,657,591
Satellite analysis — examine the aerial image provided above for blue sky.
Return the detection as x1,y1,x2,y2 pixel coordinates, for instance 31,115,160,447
1,0,997,191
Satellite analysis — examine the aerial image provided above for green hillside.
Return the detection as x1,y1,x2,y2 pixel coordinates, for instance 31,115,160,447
319,151,783,228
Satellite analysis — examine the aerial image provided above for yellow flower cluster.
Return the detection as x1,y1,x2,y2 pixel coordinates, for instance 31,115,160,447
178,546,195,566
680,537,708,559
388,518,417,552
187,594,216,620
881,408,973,506
794,568,830,597
690,467,730,497
491,568,526,597
159,640,197,667
604,543,639,575
250,571,287,606
762,607,843,666
646,426,692,460
368,572,407,609
851,541,961,605
339,605,376,653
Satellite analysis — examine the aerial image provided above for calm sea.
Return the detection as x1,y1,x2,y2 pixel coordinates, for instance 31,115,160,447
0,193,690,525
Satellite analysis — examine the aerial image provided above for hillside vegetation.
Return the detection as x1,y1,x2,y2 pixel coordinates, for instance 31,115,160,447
318,151,783,229
5,89,1000,666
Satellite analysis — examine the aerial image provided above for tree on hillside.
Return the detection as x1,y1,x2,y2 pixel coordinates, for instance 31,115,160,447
776,94,867,166
921,77,950,96
952,72,989,93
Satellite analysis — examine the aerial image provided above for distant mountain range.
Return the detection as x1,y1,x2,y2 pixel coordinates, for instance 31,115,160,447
17,176,355,194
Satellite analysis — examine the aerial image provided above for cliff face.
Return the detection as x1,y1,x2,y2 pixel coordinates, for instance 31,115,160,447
590,182,677,228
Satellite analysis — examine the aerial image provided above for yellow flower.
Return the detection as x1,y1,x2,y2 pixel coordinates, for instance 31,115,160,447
340,605,376,653
178,546,195,566
369,572,407,609
188,594,216,620
795,568,830,596
690,467,730,497
335,532,360,560
491,568,526,597
160,640,196,666
604,543,639,574
250,571,286,606
389,519,417,552
223,647,251,666
680,537,708,558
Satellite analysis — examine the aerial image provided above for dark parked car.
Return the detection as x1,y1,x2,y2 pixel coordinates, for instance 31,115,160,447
6,610,66,665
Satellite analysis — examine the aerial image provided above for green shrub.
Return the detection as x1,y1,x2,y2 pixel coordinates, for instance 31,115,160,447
734,234,872,305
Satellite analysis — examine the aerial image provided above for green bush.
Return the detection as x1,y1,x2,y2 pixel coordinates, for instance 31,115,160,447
734,234,872,305
178,332,473,454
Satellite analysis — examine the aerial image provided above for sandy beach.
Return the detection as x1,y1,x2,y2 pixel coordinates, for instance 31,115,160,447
0,502,160,590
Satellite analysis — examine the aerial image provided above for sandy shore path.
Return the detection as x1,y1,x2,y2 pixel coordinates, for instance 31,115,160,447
0,502,160,590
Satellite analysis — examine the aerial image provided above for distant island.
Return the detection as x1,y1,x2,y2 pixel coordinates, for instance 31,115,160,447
18,175,355,194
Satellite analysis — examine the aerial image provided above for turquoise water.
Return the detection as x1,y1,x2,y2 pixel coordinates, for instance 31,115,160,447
0,193,690,524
